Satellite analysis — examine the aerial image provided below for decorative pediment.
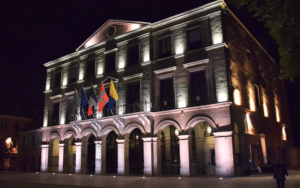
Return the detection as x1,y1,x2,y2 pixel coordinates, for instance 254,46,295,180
77,19,150,51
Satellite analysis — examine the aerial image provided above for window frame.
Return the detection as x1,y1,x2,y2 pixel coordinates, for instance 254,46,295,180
53,71,62,89
68,66,78,84
126,79,141,113
186,26,203,51
127,43,140,67
105,51,117,73
254,84,261,108
158,35,172,59
85,59,96,79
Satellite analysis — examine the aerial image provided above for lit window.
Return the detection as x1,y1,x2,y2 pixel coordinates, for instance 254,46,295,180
282,125,287,140
275,94,280,122
246,113,255,135
234,89,241,105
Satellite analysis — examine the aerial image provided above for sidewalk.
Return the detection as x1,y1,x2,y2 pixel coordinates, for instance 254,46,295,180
0,171,299,188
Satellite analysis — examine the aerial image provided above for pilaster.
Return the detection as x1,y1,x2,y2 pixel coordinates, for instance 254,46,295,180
213,131,234,177
41,144,49,172
58,143,64,172
142,137,153,176
75,142,82,174
117,139,129,175
178,135,191,176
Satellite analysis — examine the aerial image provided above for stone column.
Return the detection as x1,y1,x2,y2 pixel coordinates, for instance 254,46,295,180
117,139,129,175
213,131,234,177
142,137,153,176
41,144,49,172
58,143,64,173
164,139,172,174
178,135,191,176
152,137,161,176
95,141,106,174
75,142,82,174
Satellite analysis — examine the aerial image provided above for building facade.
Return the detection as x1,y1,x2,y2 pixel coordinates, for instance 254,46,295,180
40,0,289,177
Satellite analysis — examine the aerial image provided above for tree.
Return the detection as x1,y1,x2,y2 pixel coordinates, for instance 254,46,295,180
229,0,300,84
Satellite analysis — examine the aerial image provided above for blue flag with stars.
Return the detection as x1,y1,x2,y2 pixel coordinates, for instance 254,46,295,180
80,86,89,117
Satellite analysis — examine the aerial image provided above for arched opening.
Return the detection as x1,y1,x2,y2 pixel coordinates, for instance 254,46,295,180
87,135,96,173
190,122,215,175
106,131,118,174
160,125,180,174
49,138,59,172
67,137,76,173
129,128,144,174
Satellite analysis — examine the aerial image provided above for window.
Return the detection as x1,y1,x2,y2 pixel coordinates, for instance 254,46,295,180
85,59,95,78
128,44,139,66
12,139,17,148
0,121,7,131
68,66,77,84
106,52,116,72
247,50,252,62
14,122,19,132
254,85,261,108
160,78,174,110
190,71,206,106
187,28,202,51
52,102,60,126
127,82,140,113
159,36,172,58
54,71,61,88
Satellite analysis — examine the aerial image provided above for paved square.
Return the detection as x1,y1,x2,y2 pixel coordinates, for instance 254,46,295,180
0,171,299,188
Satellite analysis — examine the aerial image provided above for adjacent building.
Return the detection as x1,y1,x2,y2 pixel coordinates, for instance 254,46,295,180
0,114,33,171
40,0,291,177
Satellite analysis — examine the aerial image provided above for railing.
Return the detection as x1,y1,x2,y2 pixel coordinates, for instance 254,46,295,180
117,100,152,115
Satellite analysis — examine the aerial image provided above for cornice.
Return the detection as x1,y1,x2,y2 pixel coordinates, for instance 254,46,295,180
123,73,143,81
183,59,209,68
152,1,223,28
154,66,177,74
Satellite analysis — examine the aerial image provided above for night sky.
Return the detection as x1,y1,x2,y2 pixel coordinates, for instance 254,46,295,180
0,0,279,118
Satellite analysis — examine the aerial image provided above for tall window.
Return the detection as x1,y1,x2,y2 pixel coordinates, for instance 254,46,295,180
85,59,95,78
128,44,139,66
68,66,77,84
14,122,19,132
54,71,61,88
187,27,202,51
106,52,116,72
160,78,174,110
190,71,206,106
0,121,7,131
127,82,140,113
159,36,172,58
254,85,261,108
52,102,60,126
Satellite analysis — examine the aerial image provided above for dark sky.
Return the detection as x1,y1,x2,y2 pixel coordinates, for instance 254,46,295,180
0,0,279,118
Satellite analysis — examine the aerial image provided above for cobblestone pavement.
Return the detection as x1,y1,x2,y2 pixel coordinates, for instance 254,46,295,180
0,171,299,188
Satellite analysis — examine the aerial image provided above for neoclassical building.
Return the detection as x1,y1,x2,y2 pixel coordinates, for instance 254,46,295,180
40,0,289,177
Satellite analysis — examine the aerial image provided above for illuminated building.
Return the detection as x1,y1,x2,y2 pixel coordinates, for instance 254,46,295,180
0,114,33,171
39,0,292,177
